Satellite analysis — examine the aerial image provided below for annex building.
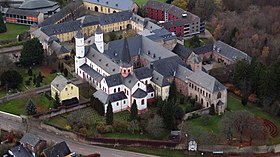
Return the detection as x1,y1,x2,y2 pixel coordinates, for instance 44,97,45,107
74,27,227,114
145,1,205,37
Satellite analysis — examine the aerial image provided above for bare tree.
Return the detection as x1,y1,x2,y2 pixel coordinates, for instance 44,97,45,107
146,115,165,138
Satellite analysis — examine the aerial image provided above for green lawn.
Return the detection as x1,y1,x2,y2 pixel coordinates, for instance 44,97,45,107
0,94,54,115
184,38,209,48
133,0,166,6
189,95,280,144
0,23,29,40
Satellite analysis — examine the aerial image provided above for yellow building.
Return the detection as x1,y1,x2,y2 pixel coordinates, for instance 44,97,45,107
83,0,138,14
51,74,79,104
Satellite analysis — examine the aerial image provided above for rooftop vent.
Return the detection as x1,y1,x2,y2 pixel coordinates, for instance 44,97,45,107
116,3,118,7
153,54,156,58
106,1,108,4
99,59,102,62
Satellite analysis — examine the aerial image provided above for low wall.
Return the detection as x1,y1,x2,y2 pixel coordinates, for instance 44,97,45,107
184,107,210,120
33,101,90,120
40,123,78,140
0,111,22,123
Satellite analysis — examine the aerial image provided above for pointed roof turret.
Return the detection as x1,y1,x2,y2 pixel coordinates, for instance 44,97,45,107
76,29,83,38
95,26,103,34
120,38,131,67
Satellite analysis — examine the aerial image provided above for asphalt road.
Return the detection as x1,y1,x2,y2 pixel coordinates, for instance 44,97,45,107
0,115,157,157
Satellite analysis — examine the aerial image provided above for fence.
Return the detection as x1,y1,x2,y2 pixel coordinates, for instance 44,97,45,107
33,100,90,120
184,107,210,120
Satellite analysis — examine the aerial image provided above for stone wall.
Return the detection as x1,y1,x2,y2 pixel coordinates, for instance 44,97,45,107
184,107,210,120
0,111,22,123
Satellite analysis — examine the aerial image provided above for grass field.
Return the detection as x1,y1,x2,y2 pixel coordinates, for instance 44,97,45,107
189,95,280,144
0,23,29,40
133,0,166,6
0,94,54,115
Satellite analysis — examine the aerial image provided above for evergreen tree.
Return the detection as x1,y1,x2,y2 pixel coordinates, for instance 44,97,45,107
130,100,138,121
168,79,177,103
189,35,201,48
209,104,215,115
162,101,175,130
241,96,248,106
63,68,68,77
28,68,33,76
0,70,23,89
106,101,113,125
91,95,105,116
53,92,60,109
60,63,64,72
0,13,6,33
37,72,43,83
26,99,37,115
20,38,44,66
33,74,36,85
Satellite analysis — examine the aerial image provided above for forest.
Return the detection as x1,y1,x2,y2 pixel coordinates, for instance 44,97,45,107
171,0,280,116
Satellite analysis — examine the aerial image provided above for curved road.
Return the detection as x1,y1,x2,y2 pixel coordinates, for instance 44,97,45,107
0,117,157,157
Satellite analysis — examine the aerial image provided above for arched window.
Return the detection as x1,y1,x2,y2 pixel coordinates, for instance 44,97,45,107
141,99,144,105
201,98,203,105
217,92,221,99
195,95,198,101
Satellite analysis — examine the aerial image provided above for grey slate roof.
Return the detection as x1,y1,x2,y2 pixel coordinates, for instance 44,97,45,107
123,74,138,89
9,145,33,157
50,41,69,55
19,0,57,9
85,46,120,75
51,74,69,92
95,26,103,34
104,35,176,63
84,0,135,10
213,41,251,62
172,43,193,59
104,73,123,87
147,84,154,93
76,29,83,38
192,44,213,55
20,133,41,147
93,90,127,104
134,67,153,80
188,70,226,93
38,0,83,27
139,28,176,42
43,141,71,157
78,11,132,27
120,38,132,67
152,70,170,87
6,8,40,17
132,88,147,98
152,56,186,77
175,65,193,82
41,20,81,36
80,64,103,82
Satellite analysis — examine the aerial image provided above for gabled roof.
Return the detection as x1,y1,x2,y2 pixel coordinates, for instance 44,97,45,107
19,0,57,9
43,141,71,157
93,90,127,104
192,44,213,55
213,41,251,62
80,64,103,82
51,74,70,92
39,0,83,27
172,43,193,59
104,73,123,87
132,89,147,98
20,133,41,147
175,65,193,82
152,56,186,77
84,0,135,10
41,20,81,36
134,67,153,80
85,46,120,75
152,70,170,87
188,70,226,93
123,74,138,89
9,145,33,157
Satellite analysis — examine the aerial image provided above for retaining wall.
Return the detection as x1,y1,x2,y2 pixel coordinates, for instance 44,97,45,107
0,111,22,123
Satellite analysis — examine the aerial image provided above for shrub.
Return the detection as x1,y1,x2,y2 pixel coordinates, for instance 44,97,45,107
113,121,128,133
25,80,30,86
180,97,185,104
50,69,57,74
96,123,113,134
79,127,88,134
